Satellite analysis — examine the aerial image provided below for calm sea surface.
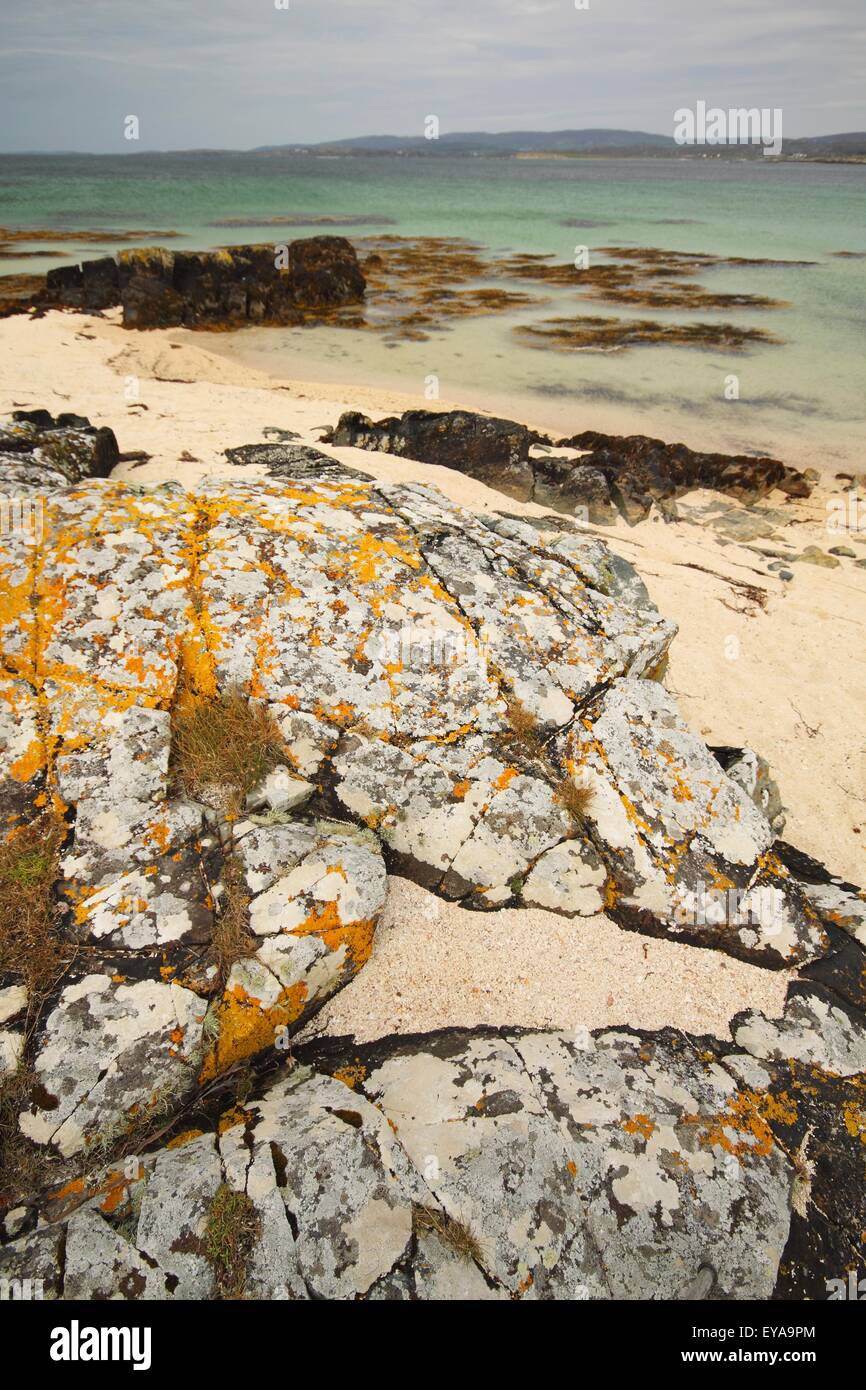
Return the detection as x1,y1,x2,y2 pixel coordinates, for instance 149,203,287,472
1,152,864,468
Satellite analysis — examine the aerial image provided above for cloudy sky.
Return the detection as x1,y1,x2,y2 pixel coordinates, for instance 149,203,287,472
1,0,863,151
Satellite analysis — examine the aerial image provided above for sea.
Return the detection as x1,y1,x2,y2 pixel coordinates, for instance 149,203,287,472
1,151,864,471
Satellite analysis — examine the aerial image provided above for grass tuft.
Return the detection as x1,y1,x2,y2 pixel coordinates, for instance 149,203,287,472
0,813,71,1202
413,1204,485,1265
504,695,546,758
0,814,68,993
204,1183,261,1299
212,854,256,982
170,689,287,816
554,776,595,823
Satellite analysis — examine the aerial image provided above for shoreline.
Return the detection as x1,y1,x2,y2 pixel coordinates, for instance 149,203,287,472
199,317,865,479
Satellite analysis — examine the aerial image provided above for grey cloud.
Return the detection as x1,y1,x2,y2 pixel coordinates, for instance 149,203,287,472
0,0,862,151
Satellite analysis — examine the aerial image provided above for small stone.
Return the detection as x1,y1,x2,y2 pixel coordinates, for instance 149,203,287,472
795,546,840,569
0,984,27,1024
1,1206,30,1240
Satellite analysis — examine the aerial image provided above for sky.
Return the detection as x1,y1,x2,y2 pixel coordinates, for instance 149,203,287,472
0,0,863,152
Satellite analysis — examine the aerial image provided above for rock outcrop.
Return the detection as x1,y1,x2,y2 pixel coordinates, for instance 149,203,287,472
323,410,813,523
710,745,786,835
0,409,119,490
322,409,545,501
0,420,862,1303
558,429,814,523
40,237,366,329
3,1007,865,1300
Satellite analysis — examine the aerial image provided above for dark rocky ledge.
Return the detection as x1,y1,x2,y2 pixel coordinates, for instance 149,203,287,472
36,236,366,329
323,408,814,523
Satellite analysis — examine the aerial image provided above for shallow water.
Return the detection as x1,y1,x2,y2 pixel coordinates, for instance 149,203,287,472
1,151,864,469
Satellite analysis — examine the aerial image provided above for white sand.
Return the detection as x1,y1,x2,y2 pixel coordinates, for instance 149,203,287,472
298,876,792,1043
0,308,862,1042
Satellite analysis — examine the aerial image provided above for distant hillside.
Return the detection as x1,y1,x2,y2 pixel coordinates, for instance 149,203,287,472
252,128,866,160
256,129,677,156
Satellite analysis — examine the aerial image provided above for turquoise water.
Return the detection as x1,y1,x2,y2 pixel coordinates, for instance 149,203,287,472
1,152,864,468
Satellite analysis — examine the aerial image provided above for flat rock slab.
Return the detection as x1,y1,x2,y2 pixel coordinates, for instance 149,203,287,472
10,1020,853,1301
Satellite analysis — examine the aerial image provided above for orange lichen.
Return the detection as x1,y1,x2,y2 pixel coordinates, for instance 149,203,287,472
689,1089,798,1162
843,1102,866,1144
623,1113,656,1141
217,1106,246,1135
9,738,46,784
198,980,308,1082
166,1128,205,1149
333,1063,367,1090
290,904,377,972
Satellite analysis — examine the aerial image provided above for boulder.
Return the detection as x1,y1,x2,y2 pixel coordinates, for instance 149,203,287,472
530,455,618,523
558,430,811,523
1,417,862,1306
323,409,543,500
0,410,119,489
10,1017,861,1300
710,745,786,834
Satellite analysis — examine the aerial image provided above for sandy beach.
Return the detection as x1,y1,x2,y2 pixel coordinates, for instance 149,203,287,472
1,307,862,1041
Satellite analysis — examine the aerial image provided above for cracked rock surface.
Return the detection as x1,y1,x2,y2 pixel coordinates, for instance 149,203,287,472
0,420,863,1301
4,1015,864,1301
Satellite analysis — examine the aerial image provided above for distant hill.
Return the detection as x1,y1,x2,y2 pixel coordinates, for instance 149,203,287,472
252,128,866,160
255,129,677,156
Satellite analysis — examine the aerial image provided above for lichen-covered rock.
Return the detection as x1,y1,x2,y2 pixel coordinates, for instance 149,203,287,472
0,1223,65,1299
18,973,206,1157
776,840,866,948
0,423,852,1241
200,821,386,1079
733,984,866,1077
14,1015,859,1301
0,983,27,1075
556,679,822,963
135,1134,223,1297
711,745,786,835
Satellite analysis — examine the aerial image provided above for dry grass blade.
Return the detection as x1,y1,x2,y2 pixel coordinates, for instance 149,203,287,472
212,854,256,981
0,812,71,1201
413,1204,485,1265
0,813,68,994
554,776,595,823
504,695,546,758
